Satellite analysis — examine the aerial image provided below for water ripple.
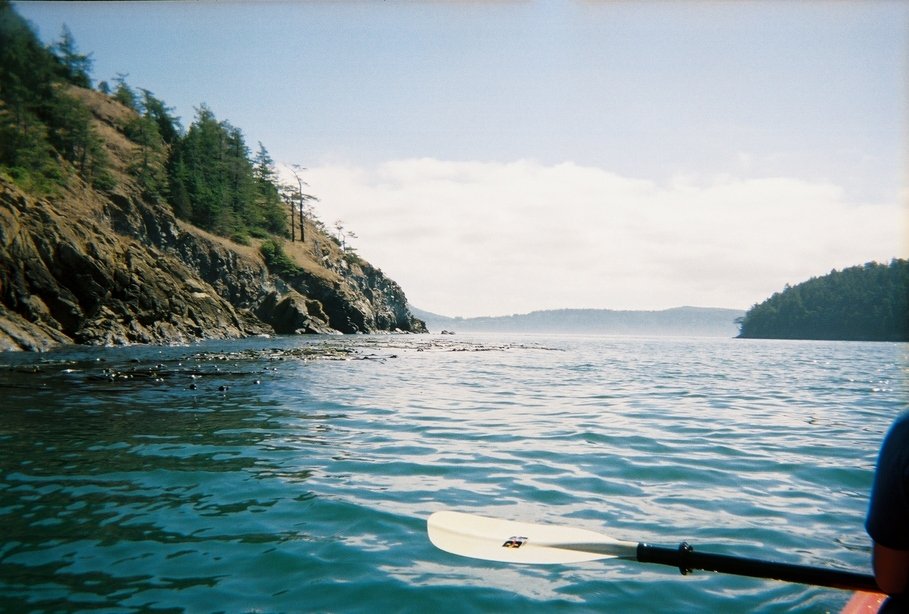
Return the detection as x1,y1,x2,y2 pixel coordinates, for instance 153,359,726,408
1,335,906,612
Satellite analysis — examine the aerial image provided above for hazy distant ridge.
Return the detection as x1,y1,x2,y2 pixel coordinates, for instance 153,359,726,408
410,306,745,337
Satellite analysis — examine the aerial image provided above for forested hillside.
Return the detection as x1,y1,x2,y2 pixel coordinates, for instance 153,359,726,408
1,1,290,244
0,6,112,192
737,260,908,341
0,2,425,350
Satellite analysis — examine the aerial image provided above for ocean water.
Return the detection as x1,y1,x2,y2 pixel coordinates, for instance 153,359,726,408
0,334,905,613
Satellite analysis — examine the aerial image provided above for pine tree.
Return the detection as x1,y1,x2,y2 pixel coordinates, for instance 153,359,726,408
112,73,138,111
139,89,181,145
51,25,92,88
252,143,288,236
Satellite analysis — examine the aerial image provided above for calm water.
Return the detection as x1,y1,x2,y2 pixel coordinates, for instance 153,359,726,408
0,334,906,613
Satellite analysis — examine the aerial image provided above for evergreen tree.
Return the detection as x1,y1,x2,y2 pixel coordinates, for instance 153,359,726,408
112,73,138,111
170,104,224,230
140,89,181,145
120,89,178,202
51,24,92,88
252,143,288,236
167,156,192,220
222,122,258,239
125,112,166,201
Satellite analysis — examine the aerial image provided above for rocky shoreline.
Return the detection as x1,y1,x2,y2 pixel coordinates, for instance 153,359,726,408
0,147,425,352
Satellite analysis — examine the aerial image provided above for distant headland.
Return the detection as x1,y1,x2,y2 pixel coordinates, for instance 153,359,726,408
410,306,745,337
737,259,908,342
414,257,909,342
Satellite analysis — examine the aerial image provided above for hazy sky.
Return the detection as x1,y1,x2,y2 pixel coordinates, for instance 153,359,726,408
16,1,909,317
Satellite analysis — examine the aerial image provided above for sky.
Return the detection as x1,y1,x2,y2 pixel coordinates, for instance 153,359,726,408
15,1,909,317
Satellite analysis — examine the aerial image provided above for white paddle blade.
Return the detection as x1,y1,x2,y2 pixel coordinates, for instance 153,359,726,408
427,511,638,565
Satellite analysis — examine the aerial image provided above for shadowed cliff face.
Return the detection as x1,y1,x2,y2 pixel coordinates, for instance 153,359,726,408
0,180,262,350
0,91,425,351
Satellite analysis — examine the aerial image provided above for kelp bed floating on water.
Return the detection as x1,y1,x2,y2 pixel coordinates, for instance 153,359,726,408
0,337,562,395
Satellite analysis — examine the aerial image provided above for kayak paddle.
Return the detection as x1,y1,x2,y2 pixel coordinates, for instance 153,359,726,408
427,511,879,592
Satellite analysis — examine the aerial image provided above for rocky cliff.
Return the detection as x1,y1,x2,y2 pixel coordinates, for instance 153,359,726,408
0,88,425,351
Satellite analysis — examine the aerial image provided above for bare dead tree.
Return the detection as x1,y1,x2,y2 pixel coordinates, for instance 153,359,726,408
333,219,358,252
287,165,318,243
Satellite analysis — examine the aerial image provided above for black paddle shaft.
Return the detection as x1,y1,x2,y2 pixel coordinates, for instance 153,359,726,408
636,542,879,592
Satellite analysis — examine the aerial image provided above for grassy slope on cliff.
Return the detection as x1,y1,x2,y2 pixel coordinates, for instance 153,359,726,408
0,0,345,287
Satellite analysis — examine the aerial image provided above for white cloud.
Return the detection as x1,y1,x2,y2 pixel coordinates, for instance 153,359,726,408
300,159,907,317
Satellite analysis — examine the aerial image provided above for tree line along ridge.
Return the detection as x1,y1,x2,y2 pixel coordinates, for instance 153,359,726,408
737,259,909,342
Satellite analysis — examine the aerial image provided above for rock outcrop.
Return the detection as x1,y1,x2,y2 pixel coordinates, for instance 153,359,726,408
0,91,425,351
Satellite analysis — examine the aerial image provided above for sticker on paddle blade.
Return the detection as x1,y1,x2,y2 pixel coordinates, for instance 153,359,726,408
502,536,528,549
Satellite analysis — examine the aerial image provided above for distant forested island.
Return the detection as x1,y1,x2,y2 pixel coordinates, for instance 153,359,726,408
410,306,745,337
737,259,908,341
